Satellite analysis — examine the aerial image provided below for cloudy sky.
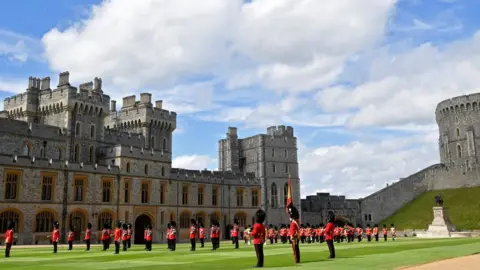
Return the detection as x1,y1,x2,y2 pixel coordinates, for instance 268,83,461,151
1,0,479,199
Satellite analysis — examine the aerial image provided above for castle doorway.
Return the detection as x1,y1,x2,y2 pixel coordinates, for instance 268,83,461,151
69,211,86,241
334,216,351,227
134,214,152,244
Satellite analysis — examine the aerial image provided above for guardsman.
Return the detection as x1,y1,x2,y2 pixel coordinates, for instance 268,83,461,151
373,224,379,242
122,223,128,251
325,211,335,259
199,223,206,248
114,221,121,254
166,223,172,250
4,221,14,257
216,221,221,249
356,225,363,242
311,225,316,243
127,224,132,248
333,226,339,243
51,221,60,253
268,224,274,244
319,223,325,243
101,223,109,251
390,224,396,241
144,224,148,251
232,219,239,249
146,224,153,251
274,226,279,243
170,221,177,251
210,223,216,250
85,223,92,251
348,225,355,243
251,209,266,268
190,219,197,251
106,224,112,250
383,224,388,241
288,205,301,264
68,225,75,250
244,225,252,245
299,224,306,243
366,224,372,242
280,225,287,244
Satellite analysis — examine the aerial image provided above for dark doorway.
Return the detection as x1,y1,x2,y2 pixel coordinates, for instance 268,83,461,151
134,214,152,244
334,216,350,227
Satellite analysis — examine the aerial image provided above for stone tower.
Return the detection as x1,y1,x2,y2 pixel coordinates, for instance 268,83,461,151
218,125,300,225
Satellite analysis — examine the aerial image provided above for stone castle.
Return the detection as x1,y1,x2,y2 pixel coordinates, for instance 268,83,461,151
0,72,300,244
302,93,480,228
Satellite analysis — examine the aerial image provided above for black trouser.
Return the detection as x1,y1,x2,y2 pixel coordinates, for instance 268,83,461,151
275,237,278,243
147,240,152,251
254,244,264,267
269,237,273,244
107,238,111,249
320,235,325,243
68,240,73,250
114,241,120,254
102,240,108,250
5,243,12,257
212,238,218,250
200,238,205,247
357,236,362,242
123,240,127,251
145,239,148,250
168,239,176,251
233,236,239,248
367,235,371,242
53,242,58,253
326,240,335,258
85,239,91,250
375,234,379,241
336,236,340,243
291,240,300,263
384,234,387,241
301,236,305,243
307,236,311,244
127,238,131,248
190,239,196,251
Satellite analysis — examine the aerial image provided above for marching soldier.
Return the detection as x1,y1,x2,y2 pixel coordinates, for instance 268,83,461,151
325,211,335,259
232,219,239,249
244,225,252,245
288,205,301,264
85,223,92,251
127,224,132,248
373,224,379,242
122,223,128,251
199,223,206,248
268,224,274,245
106,223,112,250
51,221,60,253
390,224,396,241
274,226,279,244
190,219,197,251
319,224,325,243
101,223,109,251
146,224,153,251
356,225,363,242
4,221,15,257
144,224,148,251
114,221,121,254
251,209,266,268
366,224,372,242
166,223,172,251
383,224,388,241
68,225,75,250
169,221,177,251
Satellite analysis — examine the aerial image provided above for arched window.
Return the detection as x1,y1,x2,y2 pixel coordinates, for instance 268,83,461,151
75,122,81,136
457,145,462,158
97,212,113,230
144,164,149,175
161,166,165,177
284,183,289,205
170,213,175,223
89,146,95,163
74,144,80,162
209,213,219,227
126,162,131,173
56,148,62,160
151,136,155,149
163,138,167,150
90,125,95,139
456,128,460,137
234,213,247,227
40,148,44,158
180,212,190,228
284,149,288,158
271,183,278,208
35,211,54,232
0,210,20,233
272,164,276,173
23,143,32,156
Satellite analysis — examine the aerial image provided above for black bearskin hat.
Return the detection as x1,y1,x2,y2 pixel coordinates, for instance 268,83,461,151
70,225,75,231
216,220,221,226
383,224,386,228
116,221,122,228
7,221,15,230
374,224,378,227
301,224,305,228
199,223,204,228
54,221,59,228
366,224,371,227
287,205,300,220
167,223,171,228
128,223,132,228
275,226,278,230
391,223,394,227
320,223,324,227
357,224,362,228
306,223,311,227
327,211,335,223
122,223,128,230
269,224,273,228
191,219,197,225
103,222,108,229
234,219,239,225
255,209,266,224
149,224,153,229
171,221,177,228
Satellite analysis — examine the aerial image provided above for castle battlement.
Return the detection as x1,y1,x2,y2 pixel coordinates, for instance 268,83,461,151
267,125,294,137
0,118,68,139
170,168,258,185
435,93,480,122
102,144,172,162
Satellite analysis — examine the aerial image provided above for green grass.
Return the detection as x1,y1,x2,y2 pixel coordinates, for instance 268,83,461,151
381,187,480,230
1,238,480,269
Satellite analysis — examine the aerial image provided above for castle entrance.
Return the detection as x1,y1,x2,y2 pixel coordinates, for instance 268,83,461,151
334,216,351,227
134,214,152,244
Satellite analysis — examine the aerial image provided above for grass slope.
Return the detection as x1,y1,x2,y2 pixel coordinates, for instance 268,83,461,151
382,187,480,230
1,238,480,270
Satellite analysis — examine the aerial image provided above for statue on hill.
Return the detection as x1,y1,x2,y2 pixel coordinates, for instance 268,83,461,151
435,193,444,207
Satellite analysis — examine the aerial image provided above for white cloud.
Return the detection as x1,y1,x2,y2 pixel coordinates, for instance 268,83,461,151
0,79,25,94
172,155,217,170
0,29,43,63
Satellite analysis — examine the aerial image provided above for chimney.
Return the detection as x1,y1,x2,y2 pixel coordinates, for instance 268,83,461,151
28,76,34,89
58,71,70,87
41,77,51,90
94,77,103,92
110,100,116,111
140,93,151,104
122,95,136,108
155,100,163,109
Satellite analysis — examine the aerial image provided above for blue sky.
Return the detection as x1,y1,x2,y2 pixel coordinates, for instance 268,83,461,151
2,0,480,198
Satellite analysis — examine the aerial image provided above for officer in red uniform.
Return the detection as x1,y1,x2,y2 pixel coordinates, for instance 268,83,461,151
232,219,239,249
373,224,379,242
127,224,132,248
146,224,153,251
166,223,172,250
251,209,266,268
84,223,92,251
325,211,335,259
288,205,301,264
68,225,75,250
382,224,388,241
356,225,363,242
51,221,60,253
114,221,121,254
199,223,206,248
190,219,197,251
366,224,372,242
4,221,15,257
106,224,112,250
101,223,109,251
122,223,128,251
169,221,177,251
144,224,148,251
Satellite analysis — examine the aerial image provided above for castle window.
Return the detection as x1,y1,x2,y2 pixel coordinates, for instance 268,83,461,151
97,212,113,230
284,183,288,206
212,186,218,206
41,174,54,201
141,181,149,204
23,143,32,156
124,179,130,203
161,166,165,177
368,214,372,221
272,164,276,173
144,164,149,175
56,148,62,160
102,178,112,203
163,138,167,150
35,211,54,232
252,190,259,207
4,170,20,200
40,148,44,158
457,144,462,158
0,210,20,233
455,116,459,124
89,146,95,163
285,164,289,174
74,144,80,162
90,125,95,139
151,136,155,149
271,182,278,208
73,177,85,202
160,183,166,204
182,185,189,205
456,128,460,137
272,149,275,157
75,122,81,136
180,212,190,229
126,162,131,173
236,188,244,207
234,213,246,227
284,149,288,158
198,186,204,205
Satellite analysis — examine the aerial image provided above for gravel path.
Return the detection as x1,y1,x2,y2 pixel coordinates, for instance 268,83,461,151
399,254,480,270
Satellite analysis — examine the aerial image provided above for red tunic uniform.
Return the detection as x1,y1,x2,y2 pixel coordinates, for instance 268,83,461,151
168,228,176,240
383,228,388,235
251,223,266,245
122,229,128,241
114,228,121,242
51,229,60,242
190,225,196,239
199,228,206,239
68,231,75,242
373,227,378,235
85,229,92,240
127,229,132,240
366,227,372,236
324,222,334,241
232,224,239,238
5,229,14,244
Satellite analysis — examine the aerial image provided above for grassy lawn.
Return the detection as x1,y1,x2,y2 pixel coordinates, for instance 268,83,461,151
1,238,480,269
382,187,480,230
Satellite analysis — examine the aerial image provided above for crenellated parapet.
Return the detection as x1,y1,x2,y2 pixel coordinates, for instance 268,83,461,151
435,93,480,123
102,144,172,162
170,168,258,186
266,125,294,137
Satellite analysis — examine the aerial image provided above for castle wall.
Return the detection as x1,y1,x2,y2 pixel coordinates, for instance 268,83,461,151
425,163,480,190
